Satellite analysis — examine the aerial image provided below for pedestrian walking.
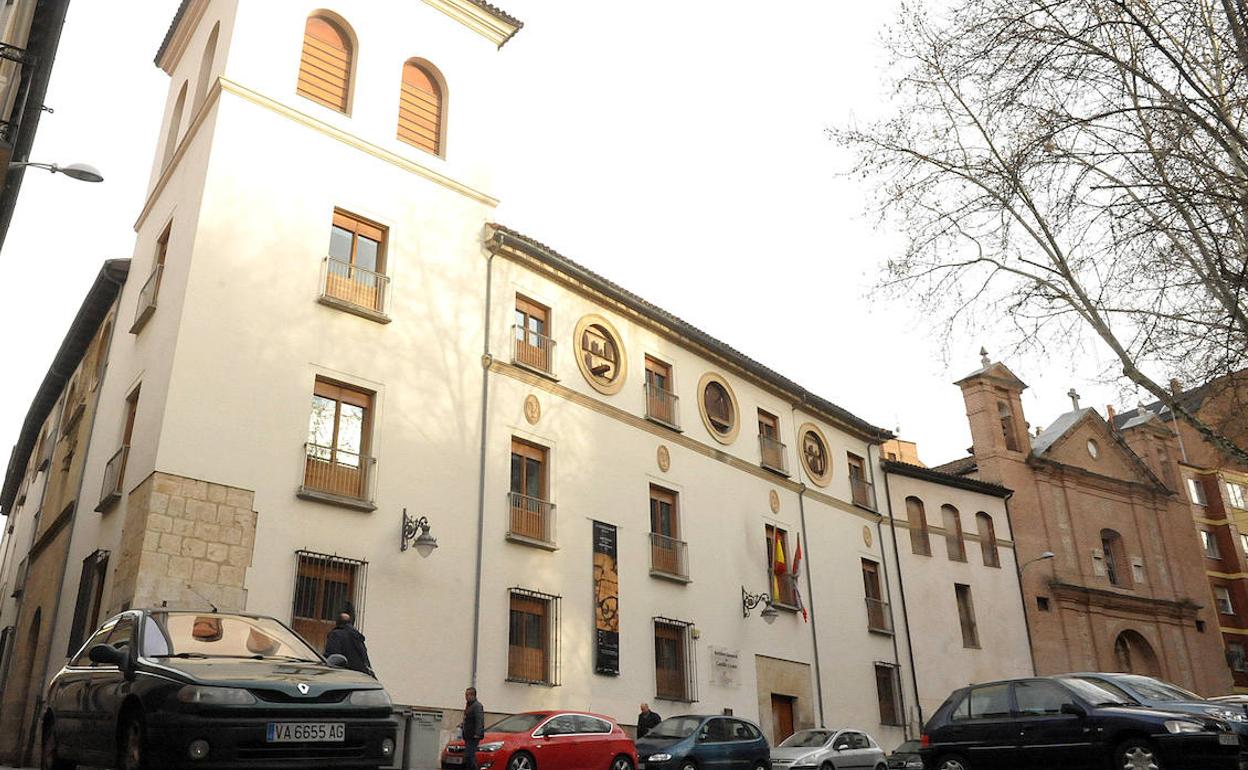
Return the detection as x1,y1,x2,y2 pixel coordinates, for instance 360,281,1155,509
462,687,485,770
323,603,374,677
637,702,661,738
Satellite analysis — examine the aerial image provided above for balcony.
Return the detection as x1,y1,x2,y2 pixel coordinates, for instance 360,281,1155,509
760,435,788,475
650,532,690,582
645,384,680,430
866,597,894,634
297,443,376,511
95,445,128,512
319,257,391,322
511,324,556,377
507,492,556,548
130,265,162,333
851,477,877,510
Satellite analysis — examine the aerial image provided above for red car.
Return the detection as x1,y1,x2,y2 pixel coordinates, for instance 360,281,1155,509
442,710,637,770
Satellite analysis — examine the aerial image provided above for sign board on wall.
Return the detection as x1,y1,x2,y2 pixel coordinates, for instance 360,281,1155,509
710,646,740,687
593,521,620,675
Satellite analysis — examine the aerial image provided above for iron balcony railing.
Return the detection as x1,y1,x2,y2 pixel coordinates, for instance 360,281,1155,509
511,324,556,376
866,597,894,634
507,492,556,546
131,265,163,332
645,383,680,429
760,435,788,474
851,477,877,510
301,442,375,503
96,445,129,511
321,257,391,316
650,532,689,579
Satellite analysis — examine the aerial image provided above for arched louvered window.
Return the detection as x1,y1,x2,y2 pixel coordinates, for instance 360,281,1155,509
297,15,352,113
976,512,1000,568
398,59,444,156
192,22,220,114
942,504,966,562
161,82,188,171
906,496,930,556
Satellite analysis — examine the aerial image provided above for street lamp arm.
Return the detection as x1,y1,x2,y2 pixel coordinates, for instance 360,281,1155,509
7,160,103,182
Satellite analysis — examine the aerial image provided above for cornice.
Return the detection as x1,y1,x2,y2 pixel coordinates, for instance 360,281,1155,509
1049,580,1201,620
421,0,523,48
155,0,208,74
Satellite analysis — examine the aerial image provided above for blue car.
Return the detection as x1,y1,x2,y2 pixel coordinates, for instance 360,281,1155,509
635,714,770,770
1064,673,1248,736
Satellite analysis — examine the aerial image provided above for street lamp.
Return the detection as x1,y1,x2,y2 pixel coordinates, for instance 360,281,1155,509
1021,551,1056,572
7,161,103,183
400,508,438,557
741,587,779,625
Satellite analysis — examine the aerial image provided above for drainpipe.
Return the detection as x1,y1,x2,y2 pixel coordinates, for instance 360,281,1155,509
795,484,825,726
880,461,924,734
1003,493,1037,676
470,232,499,686
869,445,910,739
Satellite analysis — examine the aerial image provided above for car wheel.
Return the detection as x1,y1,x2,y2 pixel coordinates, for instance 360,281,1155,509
40,721,74,770
118,713,148,770
610,756,635,770
507,751,537,770
679,762,697,770
936,755,970,770
1116,739,1163,770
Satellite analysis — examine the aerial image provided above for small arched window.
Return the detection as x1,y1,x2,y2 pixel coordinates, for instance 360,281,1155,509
161,82,188,170
192,22,220,114
398,59,444,156
1101,529,1131,587
297,14,353,113
976,512,1000,567
942,504,966,562
906,496,930,556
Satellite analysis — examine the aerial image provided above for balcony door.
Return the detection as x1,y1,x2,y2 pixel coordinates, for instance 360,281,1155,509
306,379,371,499
650,486,680,575
509,439,548,541
514,297,550,372
645,357,675,425
327,211,385,311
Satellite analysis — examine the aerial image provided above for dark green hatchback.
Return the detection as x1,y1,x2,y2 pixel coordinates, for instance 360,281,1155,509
41,609,397,770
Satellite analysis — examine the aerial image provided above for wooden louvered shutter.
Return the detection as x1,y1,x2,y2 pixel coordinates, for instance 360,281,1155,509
398,61,442,155
298,16,351,113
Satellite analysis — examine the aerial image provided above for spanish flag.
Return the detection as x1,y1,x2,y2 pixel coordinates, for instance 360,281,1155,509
772,534,787,597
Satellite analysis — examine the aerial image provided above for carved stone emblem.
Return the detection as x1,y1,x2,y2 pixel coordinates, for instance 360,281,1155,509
769,489,780,514
863,526,873,548
657,445,671,472
523,394,541,425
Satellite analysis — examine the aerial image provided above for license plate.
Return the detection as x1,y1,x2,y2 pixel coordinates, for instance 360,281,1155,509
1220,733,1239,746
445,756,464,766
266,722,345,743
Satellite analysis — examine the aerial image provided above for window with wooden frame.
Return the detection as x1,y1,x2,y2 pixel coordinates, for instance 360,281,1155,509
292,551,367,652
133,225,169,334
758,410,786,473
297,14,352,113
998,400,1021,452
649,485,686,578
766,524,797,607
509,438,553,544
862,559,890,633
508,588,560,685
324,211,388,315
1215,585,1235,615
955,583,979,648
98,387,139,511
848,453,874,508
1187,477,1208,506
66,549,110,655
654,617,696,702
906,496,931,556
1100,528,1131,588
942,504,966,562
303,379,373,501
874,663,903,726
645,357,678,428
976,512,1000,567
513,296,553,374
398,59,444,156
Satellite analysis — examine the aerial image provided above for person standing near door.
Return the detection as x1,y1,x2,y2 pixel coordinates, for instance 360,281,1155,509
462,687,485,770
323,603,373,677
637,703,662,738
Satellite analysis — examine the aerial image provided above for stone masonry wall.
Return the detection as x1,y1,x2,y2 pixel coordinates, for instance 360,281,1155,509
109,471,257,614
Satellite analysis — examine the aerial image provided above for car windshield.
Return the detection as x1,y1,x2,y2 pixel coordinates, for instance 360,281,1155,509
142,612,319,661
1117,676,1202,702
647,716,703,739
487,714,545,733
1058,677,1137,706
780,730,832,748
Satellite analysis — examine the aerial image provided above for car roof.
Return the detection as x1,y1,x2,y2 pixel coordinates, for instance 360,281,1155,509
519,710,618,722
134,608,281,620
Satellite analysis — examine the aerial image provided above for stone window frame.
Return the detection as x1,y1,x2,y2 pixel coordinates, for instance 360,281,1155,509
696,371,740,445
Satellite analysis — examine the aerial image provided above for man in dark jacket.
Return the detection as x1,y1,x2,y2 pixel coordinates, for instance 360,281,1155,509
637,703,661,738
462,687,485,770
323,604,374,677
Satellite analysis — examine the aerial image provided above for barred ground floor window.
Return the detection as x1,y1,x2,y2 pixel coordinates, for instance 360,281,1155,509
875,662,903,726
291,551,367,652
654,617,697,702
508,587,561,686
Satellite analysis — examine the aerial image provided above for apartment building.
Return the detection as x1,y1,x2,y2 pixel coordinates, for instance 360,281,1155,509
0,2,1036,762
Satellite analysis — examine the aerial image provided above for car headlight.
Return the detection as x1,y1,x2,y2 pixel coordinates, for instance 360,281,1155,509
478,742,504,752
177,685,257,705
1210,708,1248,723
907,760,925,769
648,753,672,762
347,688,392,707
1165,720,1208,734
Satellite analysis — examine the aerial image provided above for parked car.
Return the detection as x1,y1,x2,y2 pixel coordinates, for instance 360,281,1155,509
920,676,1246,770
770,727,886,769
440,710,636,770
1213,695,1248,712
635,714,770,770
41,609,397,770
885,739,922,769
1064,672,1248,734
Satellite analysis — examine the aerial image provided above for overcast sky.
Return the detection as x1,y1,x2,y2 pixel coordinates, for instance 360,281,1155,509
0,2,1140,471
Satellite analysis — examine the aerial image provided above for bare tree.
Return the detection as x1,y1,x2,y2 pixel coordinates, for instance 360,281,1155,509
836,0,1248,463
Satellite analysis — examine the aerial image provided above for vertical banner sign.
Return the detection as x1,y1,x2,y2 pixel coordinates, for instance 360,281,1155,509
593,521,620,675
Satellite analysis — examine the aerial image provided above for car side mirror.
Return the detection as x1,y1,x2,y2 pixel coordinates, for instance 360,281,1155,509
1060,702,1087,718
325,653,348,668
88,643,126,667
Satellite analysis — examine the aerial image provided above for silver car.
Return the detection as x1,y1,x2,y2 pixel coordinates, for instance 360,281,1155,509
770,728,887,770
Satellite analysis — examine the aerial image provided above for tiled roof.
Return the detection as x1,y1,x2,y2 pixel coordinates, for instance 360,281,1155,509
1030,408,1094,455
465,0,524,35
487,224,892,442
882,460,1011,498
154,0,193,65
1112,384,1212,430
932,455,977,476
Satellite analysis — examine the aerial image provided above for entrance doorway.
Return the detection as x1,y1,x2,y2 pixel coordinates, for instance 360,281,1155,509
771,694,796,744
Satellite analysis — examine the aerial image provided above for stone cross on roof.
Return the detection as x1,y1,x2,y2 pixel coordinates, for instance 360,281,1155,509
1068,388,1081,410
980,346,990,367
